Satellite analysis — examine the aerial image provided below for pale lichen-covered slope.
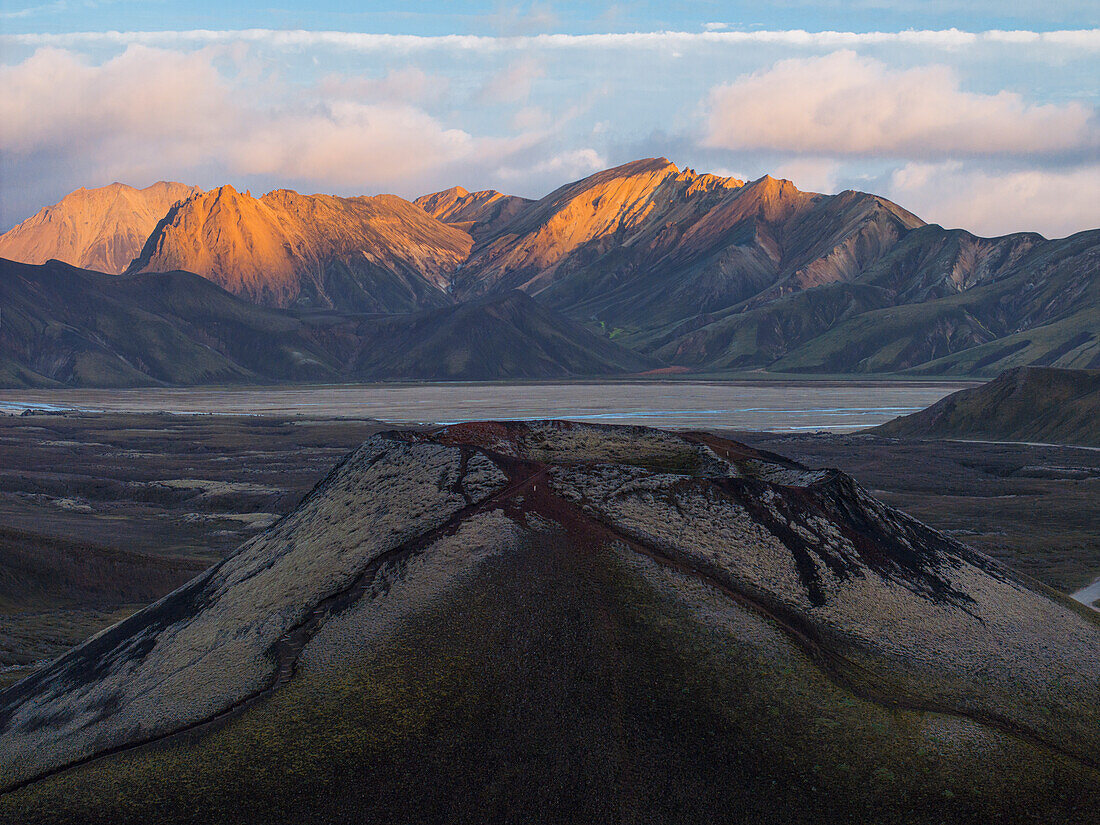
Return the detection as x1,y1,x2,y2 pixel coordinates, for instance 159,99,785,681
129,186,473,311
1,421,1097,793
0,182,200,275
0,438,511,788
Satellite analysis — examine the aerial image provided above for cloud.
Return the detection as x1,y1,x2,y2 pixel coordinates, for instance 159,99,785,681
496,147,606,181
0,0,66,19
886,161,1100,238
2,30,1097,238
512,106,550,130
477,58,544,104
704,50,1099,160
0,46,232,156
5,28,1099,52
316,67,450,105
225,102,479,185
771,158,841,193
0,45,547,225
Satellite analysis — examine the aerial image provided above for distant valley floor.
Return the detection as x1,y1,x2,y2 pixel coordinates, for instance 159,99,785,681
0,411,1096,687
0,378,973,431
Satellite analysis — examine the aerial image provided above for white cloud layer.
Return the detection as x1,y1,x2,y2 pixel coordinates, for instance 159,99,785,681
1,35,1097,239
0,46,230,156
316,67,450,105
0,44,552,223
477,59,545,104
4,28,1099,51
704,51,1099,160
886,161,1100,238
496,148,607,181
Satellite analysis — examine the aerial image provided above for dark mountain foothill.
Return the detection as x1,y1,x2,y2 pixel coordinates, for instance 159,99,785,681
874,366,1100,447
0,259,649,386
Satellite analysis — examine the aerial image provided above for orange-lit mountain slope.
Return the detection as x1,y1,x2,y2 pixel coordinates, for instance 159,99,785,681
130,186,473,312
0,182,200,275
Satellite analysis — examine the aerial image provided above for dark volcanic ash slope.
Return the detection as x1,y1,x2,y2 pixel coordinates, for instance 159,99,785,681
873,366,1100,446
1,422,1097,823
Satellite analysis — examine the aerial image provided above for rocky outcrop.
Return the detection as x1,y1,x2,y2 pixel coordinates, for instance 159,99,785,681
2,421,1097,798
0,182,199,275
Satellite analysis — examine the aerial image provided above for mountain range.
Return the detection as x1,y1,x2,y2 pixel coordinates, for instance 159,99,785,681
1,158,1096,386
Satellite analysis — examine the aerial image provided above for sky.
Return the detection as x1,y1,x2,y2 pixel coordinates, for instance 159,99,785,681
1,1,1098,237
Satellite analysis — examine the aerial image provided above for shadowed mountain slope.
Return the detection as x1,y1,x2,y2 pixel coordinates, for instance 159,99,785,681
0,182,199,275
341,290,655,380
1,422,1097,823
0,258,341,387
0,259,650,387
128,186,472,312
662,229,1100,375
873,366,1100,446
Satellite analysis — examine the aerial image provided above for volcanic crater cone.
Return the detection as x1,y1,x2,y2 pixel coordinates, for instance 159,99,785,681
1,422,1098,823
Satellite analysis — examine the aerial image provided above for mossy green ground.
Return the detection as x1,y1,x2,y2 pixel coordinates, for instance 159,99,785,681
3,534,1096,824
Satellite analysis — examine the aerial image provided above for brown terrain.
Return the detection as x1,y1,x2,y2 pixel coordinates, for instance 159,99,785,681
0,182,199,275
0,159,1095,823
